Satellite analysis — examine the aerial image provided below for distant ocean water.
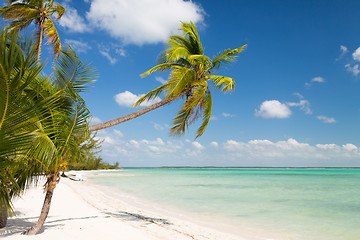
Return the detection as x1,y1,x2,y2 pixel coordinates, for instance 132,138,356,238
87,168,360,240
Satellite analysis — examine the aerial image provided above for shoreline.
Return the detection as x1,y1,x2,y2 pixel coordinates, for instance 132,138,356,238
0,171,252,240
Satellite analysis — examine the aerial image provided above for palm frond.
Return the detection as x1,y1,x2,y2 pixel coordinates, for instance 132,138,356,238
132,83,169,108
43,18,61,58
167,68,195,98
140,63,183,77
53,46,97,101
170,102,193,136
195,91,212,139
48,2,65,21
211,45,246,71
207,75,235,93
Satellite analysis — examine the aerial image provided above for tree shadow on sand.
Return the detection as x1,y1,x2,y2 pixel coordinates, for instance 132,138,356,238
105,211,172,226
0,211,101,238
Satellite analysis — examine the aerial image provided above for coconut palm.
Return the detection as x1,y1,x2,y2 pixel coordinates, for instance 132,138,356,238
21,47,96,235
0,30,63,228
0,0,65,63
89,22,246,138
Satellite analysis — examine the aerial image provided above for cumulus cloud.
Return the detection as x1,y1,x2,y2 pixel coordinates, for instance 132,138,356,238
114,91,161,107
352,47,360,61
192,141,205,150
58,5,90,33
65,39,92,53
223,138,360,162
255,100,292,119
210,141,219,148
343,144,358,152
317,115,336,124
345,64,360,76
86,0,204,45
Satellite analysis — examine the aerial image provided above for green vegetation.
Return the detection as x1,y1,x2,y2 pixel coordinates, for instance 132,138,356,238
89,22,246,139
0,0,65,62
67,133,119,170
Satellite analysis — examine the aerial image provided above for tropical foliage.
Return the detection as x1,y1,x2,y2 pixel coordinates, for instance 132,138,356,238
0,26,97,234
134,22,246,138
0,0,65,62
66,133,119,170
89,22,246,139
0,30,58,220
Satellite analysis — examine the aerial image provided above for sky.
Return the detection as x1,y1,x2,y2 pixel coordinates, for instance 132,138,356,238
3,0,360,167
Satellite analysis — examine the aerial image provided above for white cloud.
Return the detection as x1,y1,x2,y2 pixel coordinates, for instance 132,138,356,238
317,115,336,124
340,45,348,54
86,0,204,45
222,112,235,118
255,100,291,119
114,91,161,107
345,64,360,76
210,141,219,148
305,76,325,87
90,116,102,124
336,45,348,61
343,144,358,152
99,48,117,64
155,76,167,84
223,138,360,162
95,133,360,166
65,39,92,53
312,77,325,83
352,47,360,61
58,5,89,33
287,99,312,115
192,141,205,150
113,129,124,137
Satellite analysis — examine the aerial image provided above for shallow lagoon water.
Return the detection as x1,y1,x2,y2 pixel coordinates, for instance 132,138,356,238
88,168,360,240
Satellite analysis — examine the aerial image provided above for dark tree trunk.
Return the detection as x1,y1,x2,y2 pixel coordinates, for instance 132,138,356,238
89,98,174,132
22,174,59,235
0,202,7,228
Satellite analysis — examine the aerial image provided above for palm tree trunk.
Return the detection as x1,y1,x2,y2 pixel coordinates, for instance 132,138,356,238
37,20,44,65
89,97,174,132
0,201,7,229
22,174,59,235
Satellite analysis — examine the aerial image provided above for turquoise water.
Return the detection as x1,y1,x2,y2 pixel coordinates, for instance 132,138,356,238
87,168,360,240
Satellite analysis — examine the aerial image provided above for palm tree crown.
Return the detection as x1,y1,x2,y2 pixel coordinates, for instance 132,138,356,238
135,22,246,138
0,0,65,62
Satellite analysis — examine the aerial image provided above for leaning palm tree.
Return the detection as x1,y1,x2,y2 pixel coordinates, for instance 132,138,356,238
0,0,65,63
89,22,246,138
0,30,63,228
21,47,96,235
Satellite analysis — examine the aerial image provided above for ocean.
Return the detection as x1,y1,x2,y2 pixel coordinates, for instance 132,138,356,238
86,168,360,240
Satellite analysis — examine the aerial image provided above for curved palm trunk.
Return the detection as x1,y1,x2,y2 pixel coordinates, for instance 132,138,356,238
0,201,7,229
22,174,59,235
89,98,174,132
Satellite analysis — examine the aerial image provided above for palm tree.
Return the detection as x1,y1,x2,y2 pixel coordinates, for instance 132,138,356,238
0,30,63,228
89,22,246,138
0,0,65,63
21,47,96,235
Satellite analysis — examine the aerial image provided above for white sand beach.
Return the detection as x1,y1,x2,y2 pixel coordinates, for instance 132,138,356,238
0,172,253,240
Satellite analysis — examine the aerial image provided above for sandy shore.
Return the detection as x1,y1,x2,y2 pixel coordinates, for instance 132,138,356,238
0,172,251,240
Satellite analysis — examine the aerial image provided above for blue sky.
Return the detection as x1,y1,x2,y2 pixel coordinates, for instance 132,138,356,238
4,0,360,167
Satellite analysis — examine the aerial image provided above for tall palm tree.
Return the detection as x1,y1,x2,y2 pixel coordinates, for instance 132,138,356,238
0,0,65,63
89,22,246,138
0,30,63,228
21,47,96,235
